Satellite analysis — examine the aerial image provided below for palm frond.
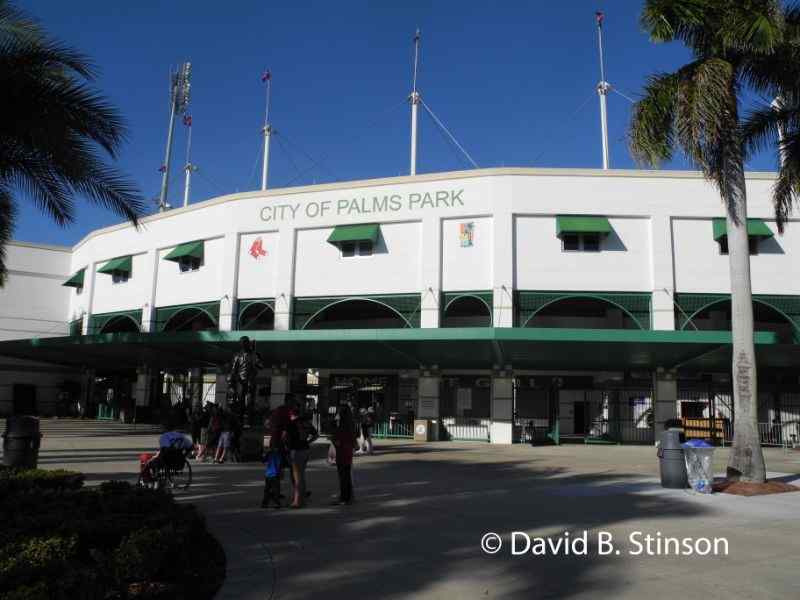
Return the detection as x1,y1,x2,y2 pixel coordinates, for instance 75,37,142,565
629,72,679,167
772,130,800,232
0,184,16,285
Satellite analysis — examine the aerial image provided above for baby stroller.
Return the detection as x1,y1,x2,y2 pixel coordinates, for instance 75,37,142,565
138,446,193,491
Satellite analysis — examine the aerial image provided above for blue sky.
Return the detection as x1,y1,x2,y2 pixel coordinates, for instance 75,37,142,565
14,1,781,245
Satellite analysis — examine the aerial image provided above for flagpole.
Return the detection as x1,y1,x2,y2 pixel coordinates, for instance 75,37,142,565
183,116,194,207
596,12,610,170
409,29,421,176
261,71,272,191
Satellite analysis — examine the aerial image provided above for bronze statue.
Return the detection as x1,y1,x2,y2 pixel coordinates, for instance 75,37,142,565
228,336,264,425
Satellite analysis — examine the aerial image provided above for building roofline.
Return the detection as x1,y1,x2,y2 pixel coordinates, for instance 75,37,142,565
70,166,779,251
8,240,73,253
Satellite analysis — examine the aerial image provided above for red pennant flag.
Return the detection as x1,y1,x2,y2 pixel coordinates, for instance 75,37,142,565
183,115,192,127
261,70,271,82
158,165,166,173
596,11,604,25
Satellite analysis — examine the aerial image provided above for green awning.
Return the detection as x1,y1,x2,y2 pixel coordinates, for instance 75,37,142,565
556,216,612,237
62,269,85,288
164,240,204,262
327,223,380,245
97,256,132,275
712,218,773,241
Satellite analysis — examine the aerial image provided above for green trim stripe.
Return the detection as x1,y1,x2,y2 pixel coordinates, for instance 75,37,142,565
164,240,204,262
712,218,773,241
63,269,85,288
97,256,132,275
327,223,380,244
556,216,612,236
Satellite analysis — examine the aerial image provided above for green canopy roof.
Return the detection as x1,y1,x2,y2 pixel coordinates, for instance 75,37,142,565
327,223,380,245
712,218,773,241
62,269,85,288
97,256,132,275
0,327,784,373
164,240,204,262
556,216,612,237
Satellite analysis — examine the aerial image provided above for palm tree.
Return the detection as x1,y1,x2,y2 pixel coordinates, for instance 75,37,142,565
629,0,800,483
0,1,143,283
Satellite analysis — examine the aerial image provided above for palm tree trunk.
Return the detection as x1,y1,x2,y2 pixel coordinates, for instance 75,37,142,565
725,162,767,483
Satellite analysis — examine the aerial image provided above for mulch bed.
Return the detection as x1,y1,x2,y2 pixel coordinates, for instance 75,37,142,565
712,479,800,496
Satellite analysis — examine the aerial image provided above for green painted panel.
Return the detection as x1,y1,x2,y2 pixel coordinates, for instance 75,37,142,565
441,291,493,326
327,223,380,244
88,310,142,335
155,301,219,332
556,216,612,236
163,240,204,262
517,291,652,330
237,298,275,329
63,269,85,288
675,293,800,337
293,294,421,329
68,318,83,337
711,218,773,241
97,255,132,275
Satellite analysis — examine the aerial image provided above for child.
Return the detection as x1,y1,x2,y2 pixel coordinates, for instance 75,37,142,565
261,448,283,509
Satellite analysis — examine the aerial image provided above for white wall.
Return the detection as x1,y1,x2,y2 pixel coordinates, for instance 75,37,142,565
0,243,72,340
155,236,225,307
237,231,279,299
293,221,422,297
673,218,800,295
441,216,492,291
514,216,652,292
92,252,151,315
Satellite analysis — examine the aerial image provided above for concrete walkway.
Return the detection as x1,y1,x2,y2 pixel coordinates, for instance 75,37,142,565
11,419,800,600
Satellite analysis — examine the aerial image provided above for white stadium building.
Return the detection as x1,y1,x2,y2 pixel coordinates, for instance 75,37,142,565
1,167,799,445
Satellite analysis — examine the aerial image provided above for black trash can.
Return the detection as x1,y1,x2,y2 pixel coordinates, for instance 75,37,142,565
657,429,688,489
2,416,42,469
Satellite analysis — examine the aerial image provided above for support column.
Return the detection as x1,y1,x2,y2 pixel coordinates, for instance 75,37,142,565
650,215,676,330
141,249,158,332
417,370,440,440
269,367,291,410
491,178,514,327
215,368,229,408
490,371,514,444
653,368,679,443
219,233,240,332
420,216,442,328
81,266,96,335
273,227,296,331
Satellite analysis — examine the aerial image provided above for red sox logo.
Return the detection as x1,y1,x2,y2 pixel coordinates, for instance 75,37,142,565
249,237,267,259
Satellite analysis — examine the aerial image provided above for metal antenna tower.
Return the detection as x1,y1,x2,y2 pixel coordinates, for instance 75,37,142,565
158,62,191,211
409,29,421,175
595,12,611,170
261,69,273,190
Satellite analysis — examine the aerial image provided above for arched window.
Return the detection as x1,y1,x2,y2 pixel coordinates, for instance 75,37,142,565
442,296,492,327
304,299,409,330
681,300,797,343
99,315,140,334
525,297,642,330
238,303,275,331
163,308,217,332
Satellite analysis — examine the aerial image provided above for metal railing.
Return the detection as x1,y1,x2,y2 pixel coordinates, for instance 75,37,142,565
372,418,413,439
440,417,490,442
721,421,800,450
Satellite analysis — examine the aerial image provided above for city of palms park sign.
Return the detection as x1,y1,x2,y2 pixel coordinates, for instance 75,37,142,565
260,188,465,222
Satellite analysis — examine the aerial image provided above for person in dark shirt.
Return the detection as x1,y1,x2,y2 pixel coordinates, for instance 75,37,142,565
287,409,319,508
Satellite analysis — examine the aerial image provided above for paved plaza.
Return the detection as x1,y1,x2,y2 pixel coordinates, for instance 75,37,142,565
11,419,800,599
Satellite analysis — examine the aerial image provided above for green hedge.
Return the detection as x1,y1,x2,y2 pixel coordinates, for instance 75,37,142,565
0,473,225,599
0,466,84,495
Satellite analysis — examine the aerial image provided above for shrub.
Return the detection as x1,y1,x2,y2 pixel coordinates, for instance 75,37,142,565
0,470,225,600
0,467,84,495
